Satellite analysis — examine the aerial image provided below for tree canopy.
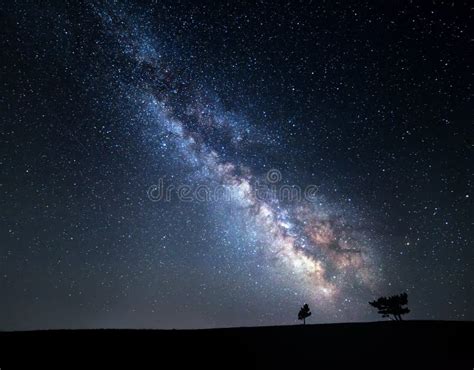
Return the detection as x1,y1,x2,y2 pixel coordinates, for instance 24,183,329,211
298,304,312,324
369,293,410,321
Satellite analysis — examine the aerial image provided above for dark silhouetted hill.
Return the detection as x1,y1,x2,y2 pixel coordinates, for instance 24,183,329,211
0,321,472,369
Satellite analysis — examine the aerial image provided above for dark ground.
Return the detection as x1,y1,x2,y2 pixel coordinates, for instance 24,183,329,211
0,321,472,369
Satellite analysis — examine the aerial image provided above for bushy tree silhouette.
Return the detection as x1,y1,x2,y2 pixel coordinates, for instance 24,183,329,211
298,304,311,325
369,292,410,321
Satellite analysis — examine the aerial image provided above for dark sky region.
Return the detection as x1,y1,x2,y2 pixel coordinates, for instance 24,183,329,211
1,1,472,330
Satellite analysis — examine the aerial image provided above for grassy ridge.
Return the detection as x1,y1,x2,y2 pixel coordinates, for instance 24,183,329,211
1,321,472,368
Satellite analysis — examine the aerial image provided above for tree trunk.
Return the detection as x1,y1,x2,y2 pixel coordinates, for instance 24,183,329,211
303,318,306,325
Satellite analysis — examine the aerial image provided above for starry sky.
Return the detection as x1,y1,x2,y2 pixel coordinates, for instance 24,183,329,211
1,1,472,330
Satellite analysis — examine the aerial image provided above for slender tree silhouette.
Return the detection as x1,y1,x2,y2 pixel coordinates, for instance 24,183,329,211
298,304,311,325
369,292,410,320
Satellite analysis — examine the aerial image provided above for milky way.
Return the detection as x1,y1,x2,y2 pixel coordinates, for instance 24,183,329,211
96,5,381,309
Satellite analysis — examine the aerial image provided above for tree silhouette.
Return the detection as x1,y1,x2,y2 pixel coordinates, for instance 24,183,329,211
369,292,410,321
298,304,311,325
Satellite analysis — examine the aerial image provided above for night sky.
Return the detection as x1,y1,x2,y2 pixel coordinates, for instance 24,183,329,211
1,1,472,330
